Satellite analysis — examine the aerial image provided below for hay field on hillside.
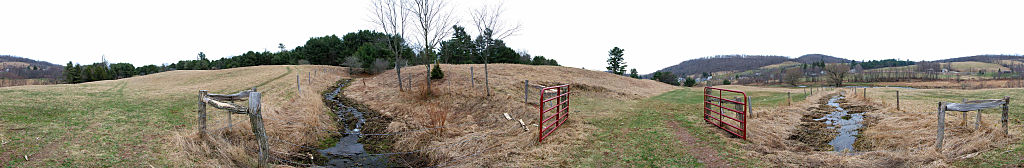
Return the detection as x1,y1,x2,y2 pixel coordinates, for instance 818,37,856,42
0,65,345,167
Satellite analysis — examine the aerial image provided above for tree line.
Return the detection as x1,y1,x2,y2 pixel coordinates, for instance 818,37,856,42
63,28,558,84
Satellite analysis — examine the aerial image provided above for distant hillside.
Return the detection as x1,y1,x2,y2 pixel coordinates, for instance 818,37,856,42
935,55,1023,63
0,55,63,86
792,54,851,64
655,54,849,76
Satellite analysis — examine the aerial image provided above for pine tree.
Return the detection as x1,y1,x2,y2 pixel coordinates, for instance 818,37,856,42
606,47,626,75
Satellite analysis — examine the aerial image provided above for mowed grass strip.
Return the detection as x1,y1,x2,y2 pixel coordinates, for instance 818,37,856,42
568,87,791,167
568,95,703,167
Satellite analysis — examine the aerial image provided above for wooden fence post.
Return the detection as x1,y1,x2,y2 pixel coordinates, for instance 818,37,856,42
976,108,982,130
524,80,529,103
863,88,866,98
198,90,208,139
1003,96,1010,135
897,91,901,111
937,102,945,152
962,98,967,127
247,92,268,168
470,67,474,88
787,92,791,106
296,74,301,93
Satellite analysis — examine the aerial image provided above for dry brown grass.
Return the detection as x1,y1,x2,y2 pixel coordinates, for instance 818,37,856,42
344,64,676,167
163,65,348,167
723,86,1022,167
872,79,1024,89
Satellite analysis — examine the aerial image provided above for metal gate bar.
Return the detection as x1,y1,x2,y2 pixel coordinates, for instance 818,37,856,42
539,84,571,142
703,87,748,140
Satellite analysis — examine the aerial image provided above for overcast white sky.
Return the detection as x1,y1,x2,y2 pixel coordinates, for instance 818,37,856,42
2,0,1023,74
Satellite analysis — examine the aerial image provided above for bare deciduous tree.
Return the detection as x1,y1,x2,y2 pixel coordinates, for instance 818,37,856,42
470,1,522,41
470,1,521,96
784,68,803,86
825,63,851,87
370,0,411,91
408,0,457,95
409,0,457,54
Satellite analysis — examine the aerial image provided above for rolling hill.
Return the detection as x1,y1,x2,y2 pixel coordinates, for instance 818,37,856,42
655,54,849,76
0,55,64,87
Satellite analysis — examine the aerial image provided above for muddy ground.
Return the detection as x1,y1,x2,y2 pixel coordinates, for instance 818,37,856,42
787,94,879,152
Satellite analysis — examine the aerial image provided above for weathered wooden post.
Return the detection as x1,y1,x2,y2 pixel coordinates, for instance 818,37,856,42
524,80,529,103
937,102,946,152
897,90,901,111
863,88,867,98
296,74,301,93
247,92,268,168
962,98,968,127
198,90,208,139
426,64,432,90
976,109,982,130
470,67,474,88
1003,96,1010,135
734,97,745,128
787,92,791,106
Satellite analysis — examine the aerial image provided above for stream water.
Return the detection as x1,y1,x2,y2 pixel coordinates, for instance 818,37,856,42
813,95,864,152
318,81,388,167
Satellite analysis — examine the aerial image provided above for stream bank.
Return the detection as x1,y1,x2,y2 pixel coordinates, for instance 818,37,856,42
789,93,877,153
316,79,394,167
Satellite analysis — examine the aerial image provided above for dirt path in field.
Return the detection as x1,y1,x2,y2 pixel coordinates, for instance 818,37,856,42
667,120,731,168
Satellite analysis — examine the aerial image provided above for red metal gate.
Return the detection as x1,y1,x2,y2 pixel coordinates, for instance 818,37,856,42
703,87,748,140
538,84,571,142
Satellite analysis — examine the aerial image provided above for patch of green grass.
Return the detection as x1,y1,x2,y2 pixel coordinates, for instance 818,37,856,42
0,83,192,167
570,88,779,167
569,95,702,167
655,89,766,167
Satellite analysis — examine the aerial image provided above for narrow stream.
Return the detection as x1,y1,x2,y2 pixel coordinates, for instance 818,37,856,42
813,95,864,152
318,81,388,167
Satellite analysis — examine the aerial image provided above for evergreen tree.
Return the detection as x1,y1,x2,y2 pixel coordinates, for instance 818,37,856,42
606,47,626,75
64,61,78,83
629,68,639,78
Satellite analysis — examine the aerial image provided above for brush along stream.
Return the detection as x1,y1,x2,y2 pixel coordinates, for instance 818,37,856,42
312,79,398,167
789,94,877,153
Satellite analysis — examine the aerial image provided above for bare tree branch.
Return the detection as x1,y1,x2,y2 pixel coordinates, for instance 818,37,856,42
409,0,458,53
370,0,411,91
470,1,522,40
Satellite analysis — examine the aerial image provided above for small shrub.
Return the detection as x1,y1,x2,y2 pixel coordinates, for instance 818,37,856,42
430,62,444,79
722,79,731,85
426,103,448,135
683,77,697,87
371,58,389,74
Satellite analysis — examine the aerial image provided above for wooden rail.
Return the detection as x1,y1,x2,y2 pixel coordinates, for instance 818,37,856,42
936,97,1010,152
197,88,269,168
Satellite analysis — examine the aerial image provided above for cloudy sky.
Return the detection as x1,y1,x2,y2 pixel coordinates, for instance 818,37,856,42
2,0,1023,74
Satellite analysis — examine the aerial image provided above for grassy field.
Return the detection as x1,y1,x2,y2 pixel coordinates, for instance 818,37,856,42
0,65,346,167
0,81,190,167
569,85,809,167
568,85,1023,167
2,63,1021,167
